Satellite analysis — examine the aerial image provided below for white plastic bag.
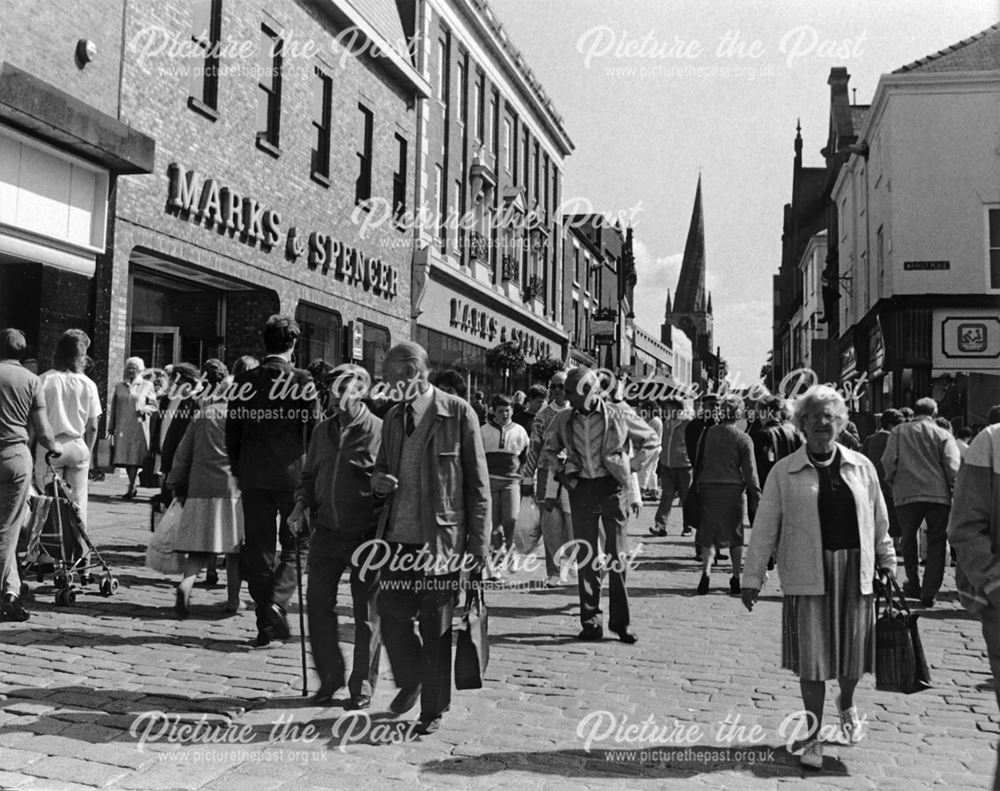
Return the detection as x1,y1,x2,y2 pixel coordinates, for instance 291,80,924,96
146,500,183,575
512,496,542,555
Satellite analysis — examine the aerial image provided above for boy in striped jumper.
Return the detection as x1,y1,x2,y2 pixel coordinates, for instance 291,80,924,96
481,395,530,575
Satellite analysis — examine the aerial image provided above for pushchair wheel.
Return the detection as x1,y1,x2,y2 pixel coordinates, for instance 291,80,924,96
99,577,119,597
110,578,119,594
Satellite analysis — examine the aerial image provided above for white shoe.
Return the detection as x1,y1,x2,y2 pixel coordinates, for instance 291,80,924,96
799,740,823,770
544,575,560,588
838,701,863,744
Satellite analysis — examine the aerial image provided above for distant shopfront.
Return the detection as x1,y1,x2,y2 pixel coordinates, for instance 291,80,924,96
415,274,565,395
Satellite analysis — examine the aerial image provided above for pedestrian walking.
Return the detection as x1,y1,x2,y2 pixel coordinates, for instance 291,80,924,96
0,328,62,622
947,420,1000,789
371,341,491,735
539,366,660,643
155,362,202,501
34,330,101,522
693,394,760,595
290,363,383,710
525,371,574,587
470,390,488,425
651,397,691,537
107,357,157,498
742,385,896,770
226,315,318,648
861,409,904,548
881,397,961,606
513,384,546,433
481,394,530,572
167,359,243,617
641,407,663,501
749,395,802,487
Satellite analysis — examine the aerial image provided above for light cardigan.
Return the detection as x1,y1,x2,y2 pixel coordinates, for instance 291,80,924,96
742,443,896,596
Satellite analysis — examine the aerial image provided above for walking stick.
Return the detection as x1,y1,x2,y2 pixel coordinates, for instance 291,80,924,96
294,532,308,697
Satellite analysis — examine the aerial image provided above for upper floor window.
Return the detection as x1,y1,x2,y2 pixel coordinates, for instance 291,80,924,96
503,116,512,171
355,103,373,204
437,38,448,102
256,24,283,152
456,55,467,125
189,0,222,117
392,134,407,226
310,67,332,182
473,71,485,141
491,91,500,155
989,209,1000,289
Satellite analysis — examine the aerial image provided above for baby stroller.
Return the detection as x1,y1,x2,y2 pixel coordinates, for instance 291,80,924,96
19,451,120,606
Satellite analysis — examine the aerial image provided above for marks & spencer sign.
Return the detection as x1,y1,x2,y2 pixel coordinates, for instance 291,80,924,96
165,163,398,300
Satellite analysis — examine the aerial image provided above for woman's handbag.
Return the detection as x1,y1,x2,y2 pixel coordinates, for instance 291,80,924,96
146,499,184,575
454,579,489,690
875,575,932,694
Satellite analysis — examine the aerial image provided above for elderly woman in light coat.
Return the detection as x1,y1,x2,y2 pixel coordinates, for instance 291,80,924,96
107,356,158,498
741,386,895,771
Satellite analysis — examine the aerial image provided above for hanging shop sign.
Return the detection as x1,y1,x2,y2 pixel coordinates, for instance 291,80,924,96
165,163,398,300
933,309,1000,370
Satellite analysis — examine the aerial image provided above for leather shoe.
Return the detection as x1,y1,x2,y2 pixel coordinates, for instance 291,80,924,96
390,686,421,715
414,715,442,735
901,582,921,599
247,634,283,650
612,628,638,644
174,587,189,619
577,625,604,641
270,603,291,640
919,597,935,608
346,694,371,710
697,573,710,595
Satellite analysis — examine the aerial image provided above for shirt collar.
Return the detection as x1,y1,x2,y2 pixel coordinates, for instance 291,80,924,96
787,442,862,472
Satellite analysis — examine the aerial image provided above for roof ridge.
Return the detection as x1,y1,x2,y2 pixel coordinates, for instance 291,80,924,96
893,21,1000,73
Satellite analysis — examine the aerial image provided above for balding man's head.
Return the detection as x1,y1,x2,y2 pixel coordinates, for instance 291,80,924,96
382,342,431,401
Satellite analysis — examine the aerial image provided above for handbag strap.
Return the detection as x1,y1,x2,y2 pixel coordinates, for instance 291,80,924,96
877,572,911,619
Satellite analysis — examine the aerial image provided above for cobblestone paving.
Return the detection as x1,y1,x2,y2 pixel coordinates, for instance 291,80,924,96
0,479,997,789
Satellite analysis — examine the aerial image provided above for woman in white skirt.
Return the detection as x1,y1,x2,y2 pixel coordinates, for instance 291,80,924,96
741,386,896,770
166,360,243,616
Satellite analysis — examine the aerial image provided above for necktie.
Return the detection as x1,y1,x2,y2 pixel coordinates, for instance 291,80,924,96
405,404,415,436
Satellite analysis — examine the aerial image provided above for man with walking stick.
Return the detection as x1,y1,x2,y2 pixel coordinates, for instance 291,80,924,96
290,364,383,708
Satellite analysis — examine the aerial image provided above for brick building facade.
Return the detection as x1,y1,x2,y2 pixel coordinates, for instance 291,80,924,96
98,0,429,402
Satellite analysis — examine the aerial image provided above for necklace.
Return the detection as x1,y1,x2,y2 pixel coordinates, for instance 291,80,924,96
807,448,836,468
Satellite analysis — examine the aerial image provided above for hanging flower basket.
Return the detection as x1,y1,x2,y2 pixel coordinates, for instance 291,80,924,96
485,341,525,375
530,356,563,383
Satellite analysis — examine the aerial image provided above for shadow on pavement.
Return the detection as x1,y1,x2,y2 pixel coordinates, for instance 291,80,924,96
421,745,848,780
0,625,251,652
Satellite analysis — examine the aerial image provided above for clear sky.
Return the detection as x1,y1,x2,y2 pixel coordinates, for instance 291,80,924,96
490,0,999,383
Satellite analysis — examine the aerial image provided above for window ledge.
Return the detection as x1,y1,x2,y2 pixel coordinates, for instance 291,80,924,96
310,171,331,189
255,135,281,159
187,97,219,122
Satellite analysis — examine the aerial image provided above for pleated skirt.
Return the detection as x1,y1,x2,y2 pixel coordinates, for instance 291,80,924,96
782,548,875,681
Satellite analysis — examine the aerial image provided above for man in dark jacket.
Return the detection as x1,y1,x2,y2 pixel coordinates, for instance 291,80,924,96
749,395,802,487
156,362,201,500
227,315,318,648
290,363,381,709
862,408,904,547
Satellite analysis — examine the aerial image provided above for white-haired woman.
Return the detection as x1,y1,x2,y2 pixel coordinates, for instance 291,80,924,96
741,385,896,770
107,356,157,499
694,394,760,595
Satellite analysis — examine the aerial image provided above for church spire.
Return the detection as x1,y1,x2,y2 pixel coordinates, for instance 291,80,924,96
707,291,713,313
664,289,673,316
674,175,706,314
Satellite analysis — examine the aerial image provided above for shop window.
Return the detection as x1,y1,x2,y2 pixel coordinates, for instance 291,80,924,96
989,208,1000,289
295,303,342,369
311,67,332,184
188,0,221,119
256,24,283,153
362,323,390,378
355,103,373,204
130,274,223,370
392,134,407,226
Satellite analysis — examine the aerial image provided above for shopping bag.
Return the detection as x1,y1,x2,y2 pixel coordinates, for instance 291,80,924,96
875,575,932,694
512,496,542,555
146,499,184,575
454,581,489,690
95,438,113,472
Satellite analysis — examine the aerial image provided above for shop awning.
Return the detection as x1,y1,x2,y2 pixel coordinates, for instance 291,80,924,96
0,62,155,174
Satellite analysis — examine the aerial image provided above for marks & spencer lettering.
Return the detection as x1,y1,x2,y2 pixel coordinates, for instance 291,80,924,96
166,163,397,300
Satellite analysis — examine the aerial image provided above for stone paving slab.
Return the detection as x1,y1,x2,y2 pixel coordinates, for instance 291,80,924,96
1,479,998,789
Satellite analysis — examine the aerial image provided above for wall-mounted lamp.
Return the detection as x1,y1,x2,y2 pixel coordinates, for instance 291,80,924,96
76,39,97,67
